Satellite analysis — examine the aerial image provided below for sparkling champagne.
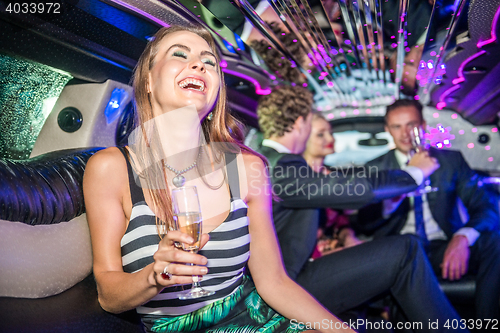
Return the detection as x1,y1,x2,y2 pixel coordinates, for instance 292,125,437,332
176,212,202,252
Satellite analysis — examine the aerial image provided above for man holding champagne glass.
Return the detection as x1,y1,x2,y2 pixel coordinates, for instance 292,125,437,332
356,99,500,320
256,86,469,331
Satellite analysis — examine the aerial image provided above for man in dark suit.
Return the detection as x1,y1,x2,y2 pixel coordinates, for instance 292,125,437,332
356,99,500,320
256,85,468,331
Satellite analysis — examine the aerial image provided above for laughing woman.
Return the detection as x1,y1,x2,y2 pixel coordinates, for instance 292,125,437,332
83,25,355,333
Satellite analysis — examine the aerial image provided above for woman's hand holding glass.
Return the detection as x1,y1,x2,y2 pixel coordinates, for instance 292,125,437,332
153,229,209,287
171,186,214,299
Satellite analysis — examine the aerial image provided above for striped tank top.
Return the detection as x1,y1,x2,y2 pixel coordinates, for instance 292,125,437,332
119,149,250,316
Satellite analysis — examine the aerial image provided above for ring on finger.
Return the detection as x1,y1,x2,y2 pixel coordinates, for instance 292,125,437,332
161,264,173,280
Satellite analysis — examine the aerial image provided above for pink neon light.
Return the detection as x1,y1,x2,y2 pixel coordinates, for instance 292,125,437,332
439,85,460,104
222,68,271,95
477,5,500,48
485,146,491,151
327,113,334,119
467,143,474,149
492,128,498,133
436,103,446,110
472,128,478,133
456,51,487,82
451,113,458,119
488,157,494,162
439,50,487,104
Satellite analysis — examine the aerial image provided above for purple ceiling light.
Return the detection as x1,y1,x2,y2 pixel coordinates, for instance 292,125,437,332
426,124,455,149
107,0,170,27
477,5,500,48
438,51,487,104
222,68,271,95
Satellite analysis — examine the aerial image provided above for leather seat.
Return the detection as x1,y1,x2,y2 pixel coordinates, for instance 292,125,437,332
0,147,144,332
439,276,477,320
0,274,144,333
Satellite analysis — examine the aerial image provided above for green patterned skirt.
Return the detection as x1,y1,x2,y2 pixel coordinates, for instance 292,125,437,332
141,276,305,333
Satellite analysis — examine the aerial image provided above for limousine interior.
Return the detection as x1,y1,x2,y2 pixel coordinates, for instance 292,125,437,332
1,0,499,332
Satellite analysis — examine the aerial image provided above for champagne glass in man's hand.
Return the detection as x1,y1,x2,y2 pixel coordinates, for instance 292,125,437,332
172,186,214,299
410,126,427,154
408,126,438,195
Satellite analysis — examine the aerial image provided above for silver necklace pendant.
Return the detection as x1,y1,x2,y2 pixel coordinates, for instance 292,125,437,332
172,174,186,188
164,149,201,188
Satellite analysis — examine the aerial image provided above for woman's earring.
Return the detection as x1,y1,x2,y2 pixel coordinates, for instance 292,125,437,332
207,112,213,121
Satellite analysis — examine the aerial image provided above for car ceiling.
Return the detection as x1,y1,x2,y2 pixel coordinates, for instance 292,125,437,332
1,0,500,129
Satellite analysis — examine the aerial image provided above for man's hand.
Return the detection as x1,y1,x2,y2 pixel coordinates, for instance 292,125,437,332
441,235,470,280
408,151,440,178
317,238,342,256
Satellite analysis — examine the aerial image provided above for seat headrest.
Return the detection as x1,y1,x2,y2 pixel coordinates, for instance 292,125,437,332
0,148,103,225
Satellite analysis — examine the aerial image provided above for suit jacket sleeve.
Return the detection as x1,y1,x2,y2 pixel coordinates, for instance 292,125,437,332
271,153,419,210
347,155,399,236
454,152,499,233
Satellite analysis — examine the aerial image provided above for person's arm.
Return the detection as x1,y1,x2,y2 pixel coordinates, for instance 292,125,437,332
353,195,407,236
83,148,208,313
272,154,418,210
243,154,355,333
352,151,435,236
440,152,499,280
454,152,499,235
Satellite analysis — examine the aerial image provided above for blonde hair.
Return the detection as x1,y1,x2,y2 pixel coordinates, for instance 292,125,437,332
130,25,260,234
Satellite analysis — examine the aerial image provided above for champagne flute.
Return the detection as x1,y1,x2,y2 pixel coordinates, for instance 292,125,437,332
409,126,427,154
408,126,438,196
171,186,214,299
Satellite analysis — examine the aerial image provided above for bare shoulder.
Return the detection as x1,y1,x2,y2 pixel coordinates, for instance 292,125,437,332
83,147,128,190
241,151,267,176
87,146,125,168
239,151,270,202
